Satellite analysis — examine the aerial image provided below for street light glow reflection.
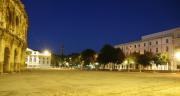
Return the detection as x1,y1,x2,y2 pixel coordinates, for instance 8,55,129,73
44,50,51,56
175,52,180,60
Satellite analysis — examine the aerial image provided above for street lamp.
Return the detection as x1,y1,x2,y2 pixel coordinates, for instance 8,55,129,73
123,58,135,71
124,60,128,65
44,50,51,56
175,52,180,61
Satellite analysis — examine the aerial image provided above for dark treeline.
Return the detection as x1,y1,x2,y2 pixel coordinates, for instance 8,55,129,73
51,44,169,71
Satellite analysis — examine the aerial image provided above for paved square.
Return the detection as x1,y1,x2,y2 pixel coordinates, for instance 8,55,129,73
0,70,180,96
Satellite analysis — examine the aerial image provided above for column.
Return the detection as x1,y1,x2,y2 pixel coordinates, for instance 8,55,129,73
0,39,3,73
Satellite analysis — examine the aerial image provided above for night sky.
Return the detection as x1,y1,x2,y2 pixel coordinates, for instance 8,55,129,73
21,0,180,55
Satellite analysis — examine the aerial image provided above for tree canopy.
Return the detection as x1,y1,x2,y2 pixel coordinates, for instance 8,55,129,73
67,53,81,66
153,53,169,65
97,44,125,64
137,52,154,67
81,49,97,66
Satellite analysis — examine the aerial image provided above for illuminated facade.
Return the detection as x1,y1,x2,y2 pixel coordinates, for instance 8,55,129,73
115,28,180,70
0,0,28,73
26,48,51,69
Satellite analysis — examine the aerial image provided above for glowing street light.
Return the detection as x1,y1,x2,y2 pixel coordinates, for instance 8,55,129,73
44,50,51,56
131,61,135,64
175,52,180,61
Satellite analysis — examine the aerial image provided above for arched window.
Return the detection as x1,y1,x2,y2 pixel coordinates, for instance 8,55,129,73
16,16,19,26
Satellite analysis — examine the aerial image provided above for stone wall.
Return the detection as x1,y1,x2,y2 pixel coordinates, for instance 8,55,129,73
0,0,28,73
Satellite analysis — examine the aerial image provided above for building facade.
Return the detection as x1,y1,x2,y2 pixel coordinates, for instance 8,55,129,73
26,48,51,69
115,28,180,70
0,0,28,73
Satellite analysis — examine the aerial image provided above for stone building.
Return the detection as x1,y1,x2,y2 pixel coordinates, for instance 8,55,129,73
0,0,28,73
115,28,180,70
26,48,51,69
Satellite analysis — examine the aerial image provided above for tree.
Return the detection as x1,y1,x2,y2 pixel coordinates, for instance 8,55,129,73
153,53,169,65
81,49,97,67
97,44,124,69
51,54,62,67
124,52,140,71
67,53,81,67
137,52,154,71
115,48,125,64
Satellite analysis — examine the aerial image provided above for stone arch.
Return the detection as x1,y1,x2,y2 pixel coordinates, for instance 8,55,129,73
3,47,10,73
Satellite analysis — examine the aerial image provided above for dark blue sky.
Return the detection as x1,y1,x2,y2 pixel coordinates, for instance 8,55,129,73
21,0,180,55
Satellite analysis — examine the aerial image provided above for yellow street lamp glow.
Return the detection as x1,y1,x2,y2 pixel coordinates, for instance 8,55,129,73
131,61,135,64
44,50,51,56
124,60,128,65
175,52,180,60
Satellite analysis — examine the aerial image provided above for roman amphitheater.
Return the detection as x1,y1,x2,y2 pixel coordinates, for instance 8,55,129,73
0,0,28,73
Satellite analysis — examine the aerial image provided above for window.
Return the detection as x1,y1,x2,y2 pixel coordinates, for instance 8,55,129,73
138,44,140,47
30,57,32,62
34,58,36,62
16,16,19,26
177,34,180,38
166,39,169,43
156,48,158,53
144,43,146,47
166,46,169,52
156,41,158,45
149,42,152,45
26,58,28,62
134,45,136,48
29,51,32,54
